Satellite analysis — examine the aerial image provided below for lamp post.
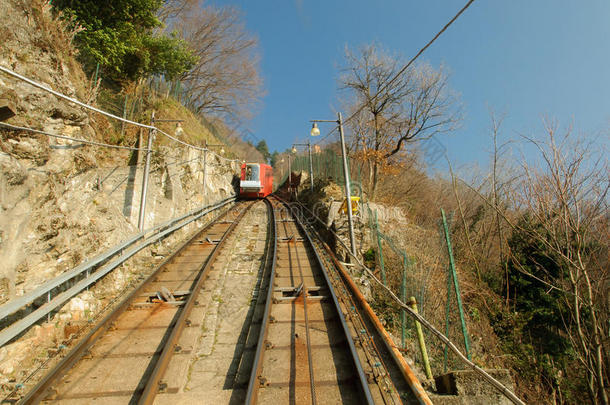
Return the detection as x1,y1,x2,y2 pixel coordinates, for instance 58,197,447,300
310,112,357,259
287,153,292,195
292,141,314,190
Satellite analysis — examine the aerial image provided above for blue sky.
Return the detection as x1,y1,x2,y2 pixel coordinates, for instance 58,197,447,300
209,0,610,170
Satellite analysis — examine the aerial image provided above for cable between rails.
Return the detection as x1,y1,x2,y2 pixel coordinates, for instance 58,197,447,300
314,0,476,147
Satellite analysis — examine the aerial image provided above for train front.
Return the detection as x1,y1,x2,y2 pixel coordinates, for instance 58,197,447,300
240,163,263,198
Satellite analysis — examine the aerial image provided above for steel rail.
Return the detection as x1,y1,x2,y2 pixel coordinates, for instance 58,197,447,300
138,201,255,404
18,201,246,404
308,235,399,404
273,196,375,405
320,240,433,405
245,198,277,405
293,231,317,404
0,198,235,347
289,197,524,405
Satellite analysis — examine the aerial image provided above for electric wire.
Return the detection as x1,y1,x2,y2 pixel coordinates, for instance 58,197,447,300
0,122,150,152
0,65,240,163
314,0,475,147
279,195,525,405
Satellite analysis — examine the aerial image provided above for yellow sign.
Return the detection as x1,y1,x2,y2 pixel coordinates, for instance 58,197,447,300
339,196,360,215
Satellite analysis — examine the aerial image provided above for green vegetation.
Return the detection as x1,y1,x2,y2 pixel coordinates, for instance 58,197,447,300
52,0,196,82
255,140,270,163
490,216,575,401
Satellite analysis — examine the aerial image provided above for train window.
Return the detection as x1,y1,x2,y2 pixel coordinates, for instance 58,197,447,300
246,164,259,181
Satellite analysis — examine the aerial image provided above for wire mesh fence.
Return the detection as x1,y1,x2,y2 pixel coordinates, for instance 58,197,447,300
280,140,471,376
361,198,472,376
278,148,365,196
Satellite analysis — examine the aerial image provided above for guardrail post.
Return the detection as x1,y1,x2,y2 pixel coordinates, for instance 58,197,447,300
409,296,433,380
138,111,155,231
120,95,128,137
47,291,51,322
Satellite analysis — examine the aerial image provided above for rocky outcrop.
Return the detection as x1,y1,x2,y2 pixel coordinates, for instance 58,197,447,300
0,0,240,389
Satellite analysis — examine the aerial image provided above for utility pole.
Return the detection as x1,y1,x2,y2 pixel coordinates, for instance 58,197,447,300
337,112,357,259
310,113,357,259
138,111,155,231
308,141,314,190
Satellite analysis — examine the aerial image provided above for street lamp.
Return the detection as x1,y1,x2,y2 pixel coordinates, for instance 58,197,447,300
282,154,292,194
310,113,357,259
292,141,314,190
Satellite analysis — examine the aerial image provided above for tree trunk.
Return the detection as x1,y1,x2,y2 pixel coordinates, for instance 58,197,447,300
370,160,379,201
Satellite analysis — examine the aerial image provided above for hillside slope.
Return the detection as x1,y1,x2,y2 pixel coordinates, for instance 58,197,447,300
0,0,241,388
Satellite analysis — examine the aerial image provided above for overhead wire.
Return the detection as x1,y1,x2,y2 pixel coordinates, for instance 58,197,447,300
0,65,240,163
0,122,149,152
0,65,155,130
314,0,475,147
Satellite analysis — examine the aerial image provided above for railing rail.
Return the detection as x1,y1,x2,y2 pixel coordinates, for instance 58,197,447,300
0,197,235,347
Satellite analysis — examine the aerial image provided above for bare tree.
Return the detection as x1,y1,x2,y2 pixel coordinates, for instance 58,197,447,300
513,123,609,404
158,0,198,24
454,123,609,403
339,43,460,199
164,1,263,121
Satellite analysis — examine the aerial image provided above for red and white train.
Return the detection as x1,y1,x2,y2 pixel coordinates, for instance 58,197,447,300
239,162,273,198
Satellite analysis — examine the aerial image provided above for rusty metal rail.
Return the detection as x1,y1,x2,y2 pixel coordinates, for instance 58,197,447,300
18,201,254,404
246,196,390,404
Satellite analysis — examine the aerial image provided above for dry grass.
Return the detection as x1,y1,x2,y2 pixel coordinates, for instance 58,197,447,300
21,0,88,99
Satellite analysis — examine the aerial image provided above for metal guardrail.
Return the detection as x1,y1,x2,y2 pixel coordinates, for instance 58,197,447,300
0,197,235,347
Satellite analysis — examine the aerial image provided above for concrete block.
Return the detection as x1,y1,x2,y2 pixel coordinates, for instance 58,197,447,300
434,369,515,404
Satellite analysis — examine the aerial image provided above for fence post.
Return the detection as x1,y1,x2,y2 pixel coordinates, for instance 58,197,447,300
120,94,128,137
202,147,208,196
401,252,408,349
375,210,386,285
441,208,471,361
409,296,434,380
308,141,314,190
138,111,155,231
443,260,452,372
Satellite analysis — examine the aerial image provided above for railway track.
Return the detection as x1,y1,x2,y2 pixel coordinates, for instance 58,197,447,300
14,196,428,404
18,201,255,404
245,196,423,404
